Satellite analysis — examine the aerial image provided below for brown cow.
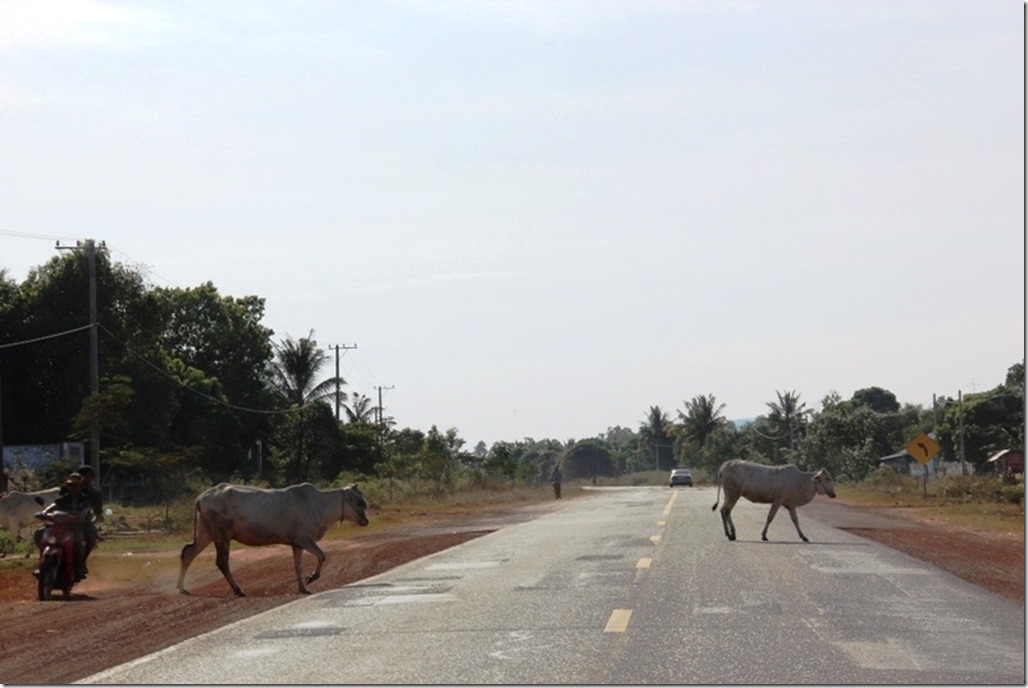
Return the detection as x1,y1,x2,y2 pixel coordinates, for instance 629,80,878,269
177,482,369,597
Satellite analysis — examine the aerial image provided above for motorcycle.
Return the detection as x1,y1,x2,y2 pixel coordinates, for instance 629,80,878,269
32,497,91,601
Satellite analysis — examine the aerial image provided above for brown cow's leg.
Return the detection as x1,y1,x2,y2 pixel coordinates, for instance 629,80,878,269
214,540,245,597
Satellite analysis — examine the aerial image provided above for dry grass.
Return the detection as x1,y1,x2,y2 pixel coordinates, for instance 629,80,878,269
836,478,1025,535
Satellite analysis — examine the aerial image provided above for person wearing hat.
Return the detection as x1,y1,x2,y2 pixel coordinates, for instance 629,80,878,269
39,473,93,581
60,466,103,572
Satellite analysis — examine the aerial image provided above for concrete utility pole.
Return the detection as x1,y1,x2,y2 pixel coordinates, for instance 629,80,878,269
328,344,357,420
56,239,102,485
375,385,395,426
0,368,6,492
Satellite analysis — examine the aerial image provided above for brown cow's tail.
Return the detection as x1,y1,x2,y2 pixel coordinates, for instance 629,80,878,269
711,465,722,511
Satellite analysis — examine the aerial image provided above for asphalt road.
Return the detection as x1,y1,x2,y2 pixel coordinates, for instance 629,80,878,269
80,486,1024,684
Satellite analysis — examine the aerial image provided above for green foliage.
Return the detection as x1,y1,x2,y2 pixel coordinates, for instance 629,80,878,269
3,247,1023,510
1001,481,1024,506
861,466,919,494
562,439,614,479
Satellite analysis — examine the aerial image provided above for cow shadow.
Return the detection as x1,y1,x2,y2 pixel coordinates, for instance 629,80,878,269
729,539,871,547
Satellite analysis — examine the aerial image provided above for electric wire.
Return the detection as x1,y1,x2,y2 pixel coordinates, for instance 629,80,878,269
97,323,295,416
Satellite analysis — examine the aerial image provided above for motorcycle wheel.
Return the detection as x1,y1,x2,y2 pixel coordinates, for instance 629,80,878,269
37,558,57,601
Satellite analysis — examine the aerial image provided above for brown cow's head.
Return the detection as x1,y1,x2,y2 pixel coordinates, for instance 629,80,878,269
343,484,370,526
814,469,836,498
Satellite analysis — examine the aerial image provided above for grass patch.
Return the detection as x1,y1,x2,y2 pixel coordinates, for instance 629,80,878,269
836,470,1024,535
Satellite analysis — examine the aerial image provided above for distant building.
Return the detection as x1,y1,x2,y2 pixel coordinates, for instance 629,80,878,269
2,443,85,490
986,449,1024,477
878,450,916,473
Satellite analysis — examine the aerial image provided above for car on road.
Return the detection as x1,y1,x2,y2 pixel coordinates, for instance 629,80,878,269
669,468,693,487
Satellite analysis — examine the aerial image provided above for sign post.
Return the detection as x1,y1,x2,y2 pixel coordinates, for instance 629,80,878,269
906,432,942,498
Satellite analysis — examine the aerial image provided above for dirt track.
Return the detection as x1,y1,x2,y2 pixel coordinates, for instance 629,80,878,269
0,497,1022,685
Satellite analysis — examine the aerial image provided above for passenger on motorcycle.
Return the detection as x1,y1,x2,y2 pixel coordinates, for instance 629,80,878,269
61,465,103,573
38,473,92,581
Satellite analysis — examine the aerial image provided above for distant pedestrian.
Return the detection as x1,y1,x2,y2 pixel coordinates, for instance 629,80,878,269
550,466,563,499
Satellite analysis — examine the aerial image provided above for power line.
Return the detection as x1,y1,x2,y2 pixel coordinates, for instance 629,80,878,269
0,324,92,349
98,324,294,416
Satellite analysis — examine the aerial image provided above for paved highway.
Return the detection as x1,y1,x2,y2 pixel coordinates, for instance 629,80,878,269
81,486,1024,684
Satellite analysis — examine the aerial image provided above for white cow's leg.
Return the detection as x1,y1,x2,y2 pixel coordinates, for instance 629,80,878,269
177,525,213,594
761,503,782,541
298,539,326,589
291,545,308,594
214,540,245,597
720,495,739,541
787,506,809,542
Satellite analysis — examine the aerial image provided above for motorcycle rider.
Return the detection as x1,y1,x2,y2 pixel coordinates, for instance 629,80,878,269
39,473,92,581
61,465,103,573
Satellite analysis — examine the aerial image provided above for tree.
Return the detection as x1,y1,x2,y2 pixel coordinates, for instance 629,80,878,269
562,438,615,479
765,390,809,463
851,386,900,414
676,394,727,455
343,393,378,424
639,406,674,471
266,331,345,482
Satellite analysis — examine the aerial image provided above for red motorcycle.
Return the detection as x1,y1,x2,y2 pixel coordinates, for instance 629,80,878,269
32,501,91,601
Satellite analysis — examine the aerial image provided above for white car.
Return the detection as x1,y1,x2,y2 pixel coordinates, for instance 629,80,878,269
669,469,693,487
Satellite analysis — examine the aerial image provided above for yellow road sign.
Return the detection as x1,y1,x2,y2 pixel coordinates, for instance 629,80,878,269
906,432,941,464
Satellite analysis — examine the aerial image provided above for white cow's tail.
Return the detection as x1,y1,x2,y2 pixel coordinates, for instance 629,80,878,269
711,466,722,511
185,498,201,547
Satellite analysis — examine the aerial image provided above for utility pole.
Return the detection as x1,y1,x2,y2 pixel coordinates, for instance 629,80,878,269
958,389,966,475
327,343,357,420
56,239,102,485
0,367,6,492
375,385,394,426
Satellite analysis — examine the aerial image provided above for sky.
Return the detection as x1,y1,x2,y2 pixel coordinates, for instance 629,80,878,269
0,0,1023,449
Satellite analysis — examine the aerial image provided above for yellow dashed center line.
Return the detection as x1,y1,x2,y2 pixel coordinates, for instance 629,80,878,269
662,491,677,516
637,558,652,569
649,534,661,544
604,608,633,632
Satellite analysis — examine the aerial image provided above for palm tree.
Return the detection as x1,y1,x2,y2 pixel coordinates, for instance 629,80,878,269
766,390,809,461
267,330,345,481
268,330,343,407
677,394,727,453
639,406,674,471
343,393,378,424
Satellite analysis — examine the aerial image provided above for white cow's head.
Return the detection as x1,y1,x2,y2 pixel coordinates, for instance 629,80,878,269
813,469,836,498
343,484,370,526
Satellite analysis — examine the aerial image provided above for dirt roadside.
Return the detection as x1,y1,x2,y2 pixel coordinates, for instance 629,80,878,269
0,495,1021,685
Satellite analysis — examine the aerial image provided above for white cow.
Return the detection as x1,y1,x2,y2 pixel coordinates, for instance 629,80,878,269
177,482,370,597
0,488,61,555
711,459,836,542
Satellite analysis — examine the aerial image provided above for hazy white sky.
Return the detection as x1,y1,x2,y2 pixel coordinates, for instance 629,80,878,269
1,1,1023,447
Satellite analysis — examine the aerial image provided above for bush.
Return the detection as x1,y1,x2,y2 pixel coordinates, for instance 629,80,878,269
936,475,1006,503
1001,481,1024,506
863,466,918,495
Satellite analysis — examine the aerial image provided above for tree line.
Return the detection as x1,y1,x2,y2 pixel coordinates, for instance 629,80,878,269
1,242,1023,500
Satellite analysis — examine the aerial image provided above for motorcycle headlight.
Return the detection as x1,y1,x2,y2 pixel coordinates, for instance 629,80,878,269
44,535,58,546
